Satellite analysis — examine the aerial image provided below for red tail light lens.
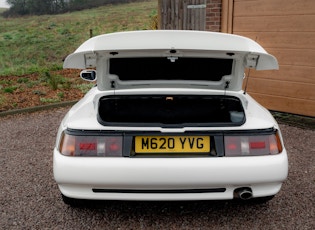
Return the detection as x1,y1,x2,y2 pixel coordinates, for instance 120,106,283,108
80,143,96,151
224,132,283,156
59,133,123,157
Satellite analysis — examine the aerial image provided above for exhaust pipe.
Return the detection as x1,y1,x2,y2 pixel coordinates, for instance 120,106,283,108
234,187,253,200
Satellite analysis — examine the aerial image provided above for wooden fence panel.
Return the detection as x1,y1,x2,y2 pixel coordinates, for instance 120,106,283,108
159,0,206,30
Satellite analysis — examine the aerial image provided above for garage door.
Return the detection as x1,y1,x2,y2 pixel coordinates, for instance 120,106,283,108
232,0,315,117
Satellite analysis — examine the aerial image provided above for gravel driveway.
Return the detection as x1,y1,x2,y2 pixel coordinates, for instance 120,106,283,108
0,107,314,229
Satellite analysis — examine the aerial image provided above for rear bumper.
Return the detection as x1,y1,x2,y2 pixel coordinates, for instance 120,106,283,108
53,148,288,201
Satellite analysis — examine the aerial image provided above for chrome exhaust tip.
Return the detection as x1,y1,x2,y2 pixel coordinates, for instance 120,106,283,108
234,187,253,200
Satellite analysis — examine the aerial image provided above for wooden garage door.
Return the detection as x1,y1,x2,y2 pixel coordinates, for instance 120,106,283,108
232,0,315,117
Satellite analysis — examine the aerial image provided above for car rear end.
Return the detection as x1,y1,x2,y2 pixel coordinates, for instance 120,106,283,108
54,89,288,202
53,30,288,204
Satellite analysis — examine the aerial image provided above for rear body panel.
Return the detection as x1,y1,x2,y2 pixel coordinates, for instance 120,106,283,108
54,148,288,200
54,88,288,201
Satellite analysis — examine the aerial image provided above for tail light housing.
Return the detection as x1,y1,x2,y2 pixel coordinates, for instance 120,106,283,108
224,132,283,156
58,130,283,157
59,132,123,157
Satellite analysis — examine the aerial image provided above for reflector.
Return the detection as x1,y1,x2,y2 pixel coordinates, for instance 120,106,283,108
109,143,119,151
250,142,266,149
80,143,96,151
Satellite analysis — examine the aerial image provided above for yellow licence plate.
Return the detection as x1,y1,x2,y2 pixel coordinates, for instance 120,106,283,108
135,136,210,153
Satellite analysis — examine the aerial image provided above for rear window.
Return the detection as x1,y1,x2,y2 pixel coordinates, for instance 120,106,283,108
109,57,233,81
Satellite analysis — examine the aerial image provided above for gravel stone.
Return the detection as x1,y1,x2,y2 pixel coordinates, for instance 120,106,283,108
0,107,314,229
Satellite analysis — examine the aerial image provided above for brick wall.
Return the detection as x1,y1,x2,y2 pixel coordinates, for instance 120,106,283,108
206,0,222,32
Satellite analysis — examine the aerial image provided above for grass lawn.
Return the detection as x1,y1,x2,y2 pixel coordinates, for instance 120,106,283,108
0,0,157,111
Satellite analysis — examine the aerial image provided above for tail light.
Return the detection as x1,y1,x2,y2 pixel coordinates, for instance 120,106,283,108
224,132,283,156
59,132,123,157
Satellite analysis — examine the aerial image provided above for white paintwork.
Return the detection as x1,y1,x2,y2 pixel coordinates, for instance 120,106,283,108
54,31,288,202
58,88,276,132
64,30,278,70
63,31,278,92
54,148,287,200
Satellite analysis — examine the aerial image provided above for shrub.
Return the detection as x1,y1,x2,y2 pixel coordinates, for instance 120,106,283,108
42,71,66,90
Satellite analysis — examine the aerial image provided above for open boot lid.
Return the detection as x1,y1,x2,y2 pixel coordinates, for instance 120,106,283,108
63,30,278,91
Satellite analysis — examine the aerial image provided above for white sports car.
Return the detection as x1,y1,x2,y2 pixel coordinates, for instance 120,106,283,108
53,30,288,205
